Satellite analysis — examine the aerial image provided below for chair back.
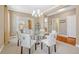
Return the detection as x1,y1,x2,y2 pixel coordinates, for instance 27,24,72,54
16,31,22,40
20,33,31,48
47,33,52,40
52,31,57,39
47,31,57,45
51,31,57,44
39,29,45,37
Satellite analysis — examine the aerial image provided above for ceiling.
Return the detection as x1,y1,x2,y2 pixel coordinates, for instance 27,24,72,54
8,5,53,14
7,5,76,16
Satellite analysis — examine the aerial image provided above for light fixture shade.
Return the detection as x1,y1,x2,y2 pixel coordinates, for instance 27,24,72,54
32,10,36,16
32,9,43,17
37,9,40,15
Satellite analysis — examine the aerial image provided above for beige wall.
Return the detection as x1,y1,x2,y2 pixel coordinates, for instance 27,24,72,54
48,17,52,33
76,6,79,45
39,16,45,29
9,11,34,35
0,5,9,50
48,9,76,35
9,10,45,36
0,6,4,49
4,6,9,45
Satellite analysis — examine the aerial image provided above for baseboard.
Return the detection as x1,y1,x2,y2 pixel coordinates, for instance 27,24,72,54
0,45,4,53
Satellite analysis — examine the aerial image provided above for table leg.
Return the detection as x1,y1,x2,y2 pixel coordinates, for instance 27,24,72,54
41,42,43,50
35,43,37,50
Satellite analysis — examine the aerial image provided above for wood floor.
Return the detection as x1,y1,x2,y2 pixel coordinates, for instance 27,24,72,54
1,40,79,54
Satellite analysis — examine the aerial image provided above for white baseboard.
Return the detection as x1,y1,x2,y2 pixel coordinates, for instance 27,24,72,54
0,45,4,53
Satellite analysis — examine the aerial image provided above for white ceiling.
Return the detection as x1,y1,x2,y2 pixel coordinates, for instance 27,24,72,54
7,5,76,16
8,5,53,14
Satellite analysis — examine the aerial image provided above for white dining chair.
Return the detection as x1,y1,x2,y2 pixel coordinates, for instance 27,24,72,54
41,31,57,54
16,30,22,46
20,33,36,54
39,29,45,40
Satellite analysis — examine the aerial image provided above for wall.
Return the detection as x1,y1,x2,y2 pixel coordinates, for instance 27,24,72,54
48,9,76,35
48,17,52,33
0,6,4,50
76,6,79,45
4,6,9,45
67,15,76,38
9,11,34,36
39,16,45,29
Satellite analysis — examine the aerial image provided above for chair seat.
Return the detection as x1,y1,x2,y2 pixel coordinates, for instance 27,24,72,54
21,40,36,48
41,39,55,47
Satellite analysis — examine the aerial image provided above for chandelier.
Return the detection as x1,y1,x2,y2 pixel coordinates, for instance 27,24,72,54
32,9,43,17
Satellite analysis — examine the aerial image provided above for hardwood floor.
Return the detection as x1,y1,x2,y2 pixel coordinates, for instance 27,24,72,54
1,40,79,54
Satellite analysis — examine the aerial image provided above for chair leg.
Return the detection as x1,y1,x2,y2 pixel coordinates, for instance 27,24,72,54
29,48,31,54
17,40,19,46
35,43,37,50
21,46,23,54
54,44,56,52
48,46,50,54
41,42,43,50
